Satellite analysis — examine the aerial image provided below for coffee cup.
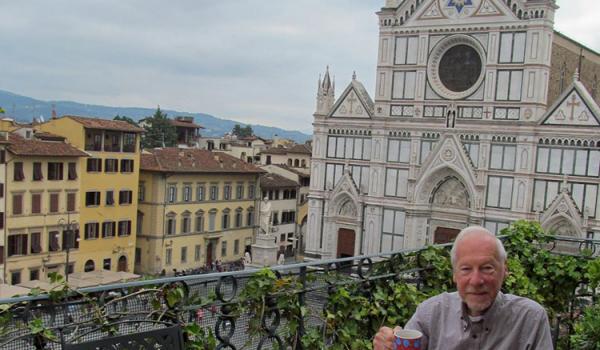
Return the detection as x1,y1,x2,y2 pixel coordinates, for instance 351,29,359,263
394,329,423,350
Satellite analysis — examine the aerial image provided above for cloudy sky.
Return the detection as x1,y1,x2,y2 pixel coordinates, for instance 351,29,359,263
0,0,598,133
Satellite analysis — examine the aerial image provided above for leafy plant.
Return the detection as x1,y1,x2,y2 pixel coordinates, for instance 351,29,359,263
570,303,600,349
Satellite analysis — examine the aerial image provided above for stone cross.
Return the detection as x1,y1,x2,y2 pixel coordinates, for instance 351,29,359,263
567,94,580,121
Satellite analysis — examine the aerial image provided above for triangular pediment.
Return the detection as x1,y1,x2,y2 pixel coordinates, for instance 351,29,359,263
330,80,374,119
328,169,361,217
417,134,477,190
539,189,585,235
541,81,600,127
408,0,518,26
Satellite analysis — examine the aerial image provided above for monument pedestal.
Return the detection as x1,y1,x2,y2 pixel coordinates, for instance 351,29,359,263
249,234,278,267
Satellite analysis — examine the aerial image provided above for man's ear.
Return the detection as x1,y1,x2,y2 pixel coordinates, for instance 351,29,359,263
502,262,509,280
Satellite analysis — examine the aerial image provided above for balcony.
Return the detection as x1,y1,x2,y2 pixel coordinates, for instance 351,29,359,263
0,223,598,349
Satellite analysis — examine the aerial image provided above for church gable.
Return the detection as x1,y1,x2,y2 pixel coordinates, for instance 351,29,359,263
539,188,585,236
412,0,517,25
330,79,374,119
328,169,361,217
541,81,600,127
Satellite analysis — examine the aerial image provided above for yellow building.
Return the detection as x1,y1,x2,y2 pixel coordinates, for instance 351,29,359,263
137,148,263,275
36,116,143,274
4,129,87,285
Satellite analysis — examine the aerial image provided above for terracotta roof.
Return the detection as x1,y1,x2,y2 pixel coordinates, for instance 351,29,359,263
261,144,312,155
7,133,89,157
274,164,311,178
141,148,265,174
33,131,66,141
63,115,144,132
260,173,299,189
169,119,204,129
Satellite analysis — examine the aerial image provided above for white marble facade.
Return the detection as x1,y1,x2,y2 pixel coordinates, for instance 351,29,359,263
306,0,600,260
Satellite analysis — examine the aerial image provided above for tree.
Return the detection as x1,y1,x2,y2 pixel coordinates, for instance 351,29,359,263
113,115,138,126
232,124,253,137
0,106,5,114
141,107,177,149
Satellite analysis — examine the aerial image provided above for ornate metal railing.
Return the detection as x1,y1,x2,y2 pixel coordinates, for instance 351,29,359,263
0,234,598,350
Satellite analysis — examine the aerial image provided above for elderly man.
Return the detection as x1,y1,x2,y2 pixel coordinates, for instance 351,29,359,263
373,226,553,350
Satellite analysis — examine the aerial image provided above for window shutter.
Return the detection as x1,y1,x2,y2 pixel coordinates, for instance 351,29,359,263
67,193,76,212
13,194,22,215
50,193,59,213
31,232,41,254
68,162,78,180
33,162,43,181
32,194,41,214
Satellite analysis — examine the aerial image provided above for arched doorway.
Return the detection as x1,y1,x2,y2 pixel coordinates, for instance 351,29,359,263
430,176,471,244
117,256,128,272
84,260,95,272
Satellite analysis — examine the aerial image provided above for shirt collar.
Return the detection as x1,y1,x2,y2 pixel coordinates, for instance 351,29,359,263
459,292,505,331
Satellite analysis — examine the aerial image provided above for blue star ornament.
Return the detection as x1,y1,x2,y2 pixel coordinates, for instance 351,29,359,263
447,0,473,13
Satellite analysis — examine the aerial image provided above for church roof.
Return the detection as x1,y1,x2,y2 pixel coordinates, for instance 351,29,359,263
259,173,299,189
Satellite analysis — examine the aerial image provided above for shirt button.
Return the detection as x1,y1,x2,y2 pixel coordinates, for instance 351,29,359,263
472,335,477,339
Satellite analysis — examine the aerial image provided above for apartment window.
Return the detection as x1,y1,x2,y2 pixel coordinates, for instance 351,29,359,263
221,241,227,257
272,212,279,226
84,223,100,240
119,190,133,205
222,209,230,229
165,248,172,265
208,210,217,231
0,183,3,198
105,159,118,172
8,234,28,256
118,220,132,236
463,142,480,168
496,70,523,101
326,136,372,160
196,185,205,201
235,209,243,227
49,193,59,213
387,139,411,163
138,183,145,202
29,269,40,281
394,36,418,65
236,184,244,199
486,176,514,209
247,209,255,226
384,168,409,197
536,147,600,177
102,221,116,238
0,150,4,163
210,185,218,201
183,185,192,202
234,240,240,255
494,107,520,120
392,71,417,99
11,271,21,285
181,216,191,234
49,231,60,252
224,184,231,200
166,217,176,235
195,212,205,232
31,193,42,214
47,162,64,180
167,185,177,203
30,232,42,254
68,162,78,180
498,32,526,63
123,133,136,152
248,184,255,199
390,105,414,117
87,158,102,172
120,159,134,173
13,194,23,215
33,162,43,181
490,144,516,171
103,258,111,270
105,191,115,206
181,246,187,263
195,245,201,261
104,131,121,152
381,209,405,253
14,162,24,181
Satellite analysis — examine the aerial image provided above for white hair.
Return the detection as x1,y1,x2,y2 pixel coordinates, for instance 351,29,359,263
450,226,507,268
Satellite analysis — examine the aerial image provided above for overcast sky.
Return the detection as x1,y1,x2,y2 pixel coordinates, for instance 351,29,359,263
0,0,598,133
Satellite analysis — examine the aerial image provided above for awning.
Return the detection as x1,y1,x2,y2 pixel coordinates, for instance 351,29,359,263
18,280,62,292
0,284,31,298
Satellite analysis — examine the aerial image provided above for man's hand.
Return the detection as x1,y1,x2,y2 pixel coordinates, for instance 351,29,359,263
373,326,402,350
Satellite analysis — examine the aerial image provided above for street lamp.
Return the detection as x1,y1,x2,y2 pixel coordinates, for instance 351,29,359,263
58,215,78,282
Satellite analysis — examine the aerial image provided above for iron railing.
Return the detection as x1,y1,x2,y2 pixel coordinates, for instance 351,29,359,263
0,235,598,350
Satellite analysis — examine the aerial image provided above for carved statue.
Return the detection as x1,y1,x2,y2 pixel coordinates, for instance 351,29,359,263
260,197,272,235
243,251,252,265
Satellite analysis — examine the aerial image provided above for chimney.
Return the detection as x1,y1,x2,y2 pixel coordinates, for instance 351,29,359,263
51,104,57,119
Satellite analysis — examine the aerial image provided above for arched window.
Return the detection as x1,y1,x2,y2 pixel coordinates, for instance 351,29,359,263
166,211,177,235
287,159,293,166
235,208,243,228
84,259,95,272
181,211,191,234
294,159,300,167
301,159,306,167
247,207,255,226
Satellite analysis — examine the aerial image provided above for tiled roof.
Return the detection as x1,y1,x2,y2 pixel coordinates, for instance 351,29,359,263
33,131,66,141
7,134,89,157
141,148,265,174
169,119,204,129
274,164,311,178
261,144,312,155
63,115,144,132
260,173,299,189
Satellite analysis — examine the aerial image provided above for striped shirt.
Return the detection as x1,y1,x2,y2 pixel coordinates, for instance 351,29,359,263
405,292,553,350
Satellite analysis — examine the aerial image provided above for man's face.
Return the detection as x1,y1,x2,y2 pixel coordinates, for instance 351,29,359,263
452,233,507,316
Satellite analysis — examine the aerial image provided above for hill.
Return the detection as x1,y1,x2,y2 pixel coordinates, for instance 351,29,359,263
0,89,312,143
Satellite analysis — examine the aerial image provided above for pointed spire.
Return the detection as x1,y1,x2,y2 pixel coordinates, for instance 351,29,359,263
322,65,332,91
574,68,580,82
352,71,357,80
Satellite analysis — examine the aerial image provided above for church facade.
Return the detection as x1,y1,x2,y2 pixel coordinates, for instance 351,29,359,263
306,0,600,260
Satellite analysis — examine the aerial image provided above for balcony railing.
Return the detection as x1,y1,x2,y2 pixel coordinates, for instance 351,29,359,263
0,233,598,350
